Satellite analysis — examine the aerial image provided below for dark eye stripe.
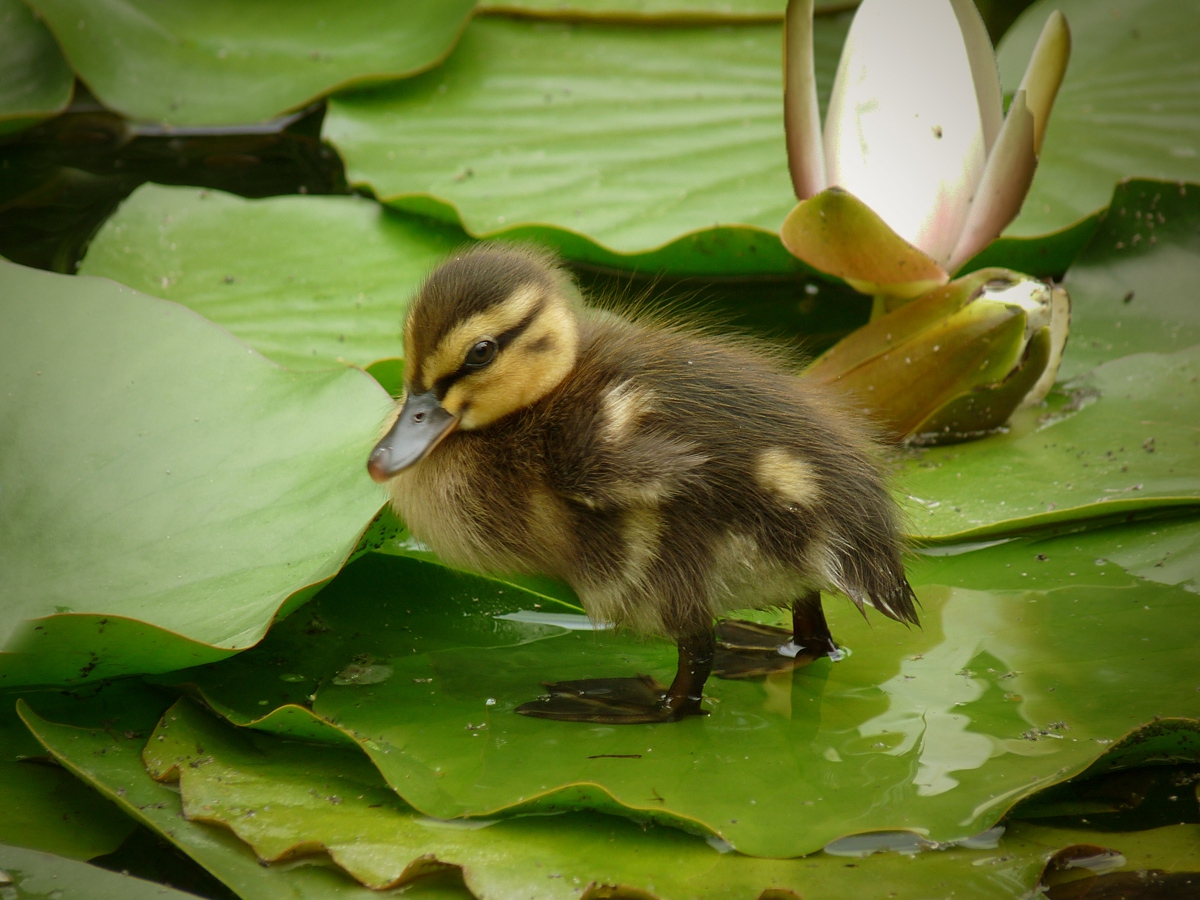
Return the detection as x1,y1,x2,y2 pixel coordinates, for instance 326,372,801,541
432,299,545,399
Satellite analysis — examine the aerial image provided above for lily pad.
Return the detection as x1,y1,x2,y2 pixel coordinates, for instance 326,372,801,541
957,209,1101,280
0,0,74,136
997,0,1200,238
27,689,1200,900
324,15,851,274
14,688,464,900
78,185,875,375
22,0,475,126
157,521,1200,858
0,259,388,686
1059,179,1200,380
157,549,584,746
79,184,465,370
899,345,1200,543
0,689,134,860
0,843,208,900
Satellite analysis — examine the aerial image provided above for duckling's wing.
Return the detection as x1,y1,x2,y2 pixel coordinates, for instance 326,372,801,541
541,378,707,511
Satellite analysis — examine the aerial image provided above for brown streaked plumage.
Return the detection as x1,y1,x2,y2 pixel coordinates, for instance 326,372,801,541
368,244,918,724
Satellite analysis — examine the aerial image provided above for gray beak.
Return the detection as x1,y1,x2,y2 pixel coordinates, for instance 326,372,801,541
367,390,459,482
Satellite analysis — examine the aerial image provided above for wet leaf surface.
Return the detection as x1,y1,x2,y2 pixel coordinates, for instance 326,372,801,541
997,0,1200,238
79,184,463,370
0,0,73,135
157,521,1200,858
22,685,1200,900
324,15,851,274
899,345,1200,542
0,260,388,685
23,0,474,126
1060,179,1200,380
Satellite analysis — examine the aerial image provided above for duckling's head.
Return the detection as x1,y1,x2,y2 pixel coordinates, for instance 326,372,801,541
368,245,581,482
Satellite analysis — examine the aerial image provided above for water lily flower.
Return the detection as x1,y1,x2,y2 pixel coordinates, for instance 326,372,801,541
781,0,1070,300
804,268,1070,443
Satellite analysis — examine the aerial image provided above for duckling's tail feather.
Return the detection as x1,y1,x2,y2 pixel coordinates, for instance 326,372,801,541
839,553,920,627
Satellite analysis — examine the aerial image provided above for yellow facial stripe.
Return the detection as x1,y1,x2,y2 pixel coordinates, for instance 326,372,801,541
419,283,544,390
442,300,579,428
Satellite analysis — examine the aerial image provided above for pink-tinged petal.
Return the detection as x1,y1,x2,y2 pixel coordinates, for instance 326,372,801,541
823,0,990,266
780,187,948,298
946,90,1037,272
1016,10,1071,154
785,0,826,200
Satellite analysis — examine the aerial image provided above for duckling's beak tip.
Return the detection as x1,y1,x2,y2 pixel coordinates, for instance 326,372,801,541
367,390,459,482
366,450,394,483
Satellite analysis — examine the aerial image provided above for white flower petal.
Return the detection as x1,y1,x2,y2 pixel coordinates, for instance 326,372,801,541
785,0,827,199
824,0,990,266
949,0,1004,155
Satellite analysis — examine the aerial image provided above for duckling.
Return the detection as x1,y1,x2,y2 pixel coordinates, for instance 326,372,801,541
367,245,917,724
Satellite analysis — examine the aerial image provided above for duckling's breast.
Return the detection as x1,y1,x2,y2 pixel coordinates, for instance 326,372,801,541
386,424,574,579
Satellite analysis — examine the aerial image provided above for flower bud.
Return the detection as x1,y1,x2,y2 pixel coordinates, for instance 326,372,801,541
805,268,1069,444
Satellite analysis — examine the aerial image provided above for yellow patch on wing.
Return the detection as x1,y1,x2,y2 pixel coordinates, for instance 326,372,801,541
599,381,655,444
755,448,821,508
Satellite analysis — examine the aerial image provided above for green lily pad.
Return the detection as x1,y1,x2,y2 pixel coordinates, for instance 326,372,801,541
0,690,135,860
957,209,1101,280
157,549,583,745
324,15,852,274
1059,179,1200,380
997,0,1200,239
0,843,209,900
22,0,474,127
14,687,465,900
158,521,1200,858
0,0,74,136
899,345,1200,543
0,259,388,686
78,184,465,371
29,690,1200,900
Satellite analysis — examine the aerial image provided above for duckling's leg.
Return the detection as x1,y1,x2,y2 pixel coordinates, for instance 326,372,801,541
515,630,714,724
713,589,839,679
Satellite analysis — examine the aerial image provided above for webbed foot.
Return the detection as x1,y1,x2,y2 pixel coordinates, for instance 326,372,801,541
713,619,823,678
712,593,841,680
516,631,714,724
516,675,704,723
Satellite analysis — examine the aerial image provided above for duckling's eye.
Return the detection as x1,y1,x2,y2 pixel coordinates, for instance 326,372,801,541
464,339,497,369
